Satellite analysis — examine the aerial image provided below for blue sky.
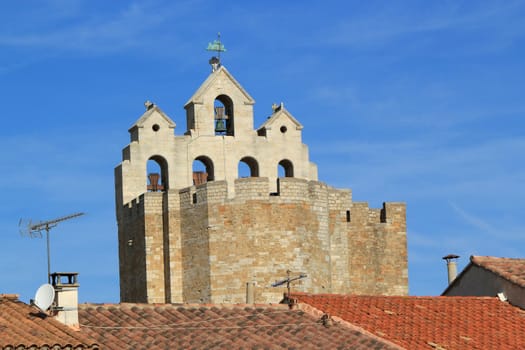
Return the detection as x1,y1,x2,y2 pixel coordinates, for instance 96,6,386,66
1,1,524,303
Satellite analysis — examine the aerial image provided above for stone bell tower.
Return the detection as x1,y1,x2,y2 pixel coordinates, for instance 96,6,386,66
115,39,408,304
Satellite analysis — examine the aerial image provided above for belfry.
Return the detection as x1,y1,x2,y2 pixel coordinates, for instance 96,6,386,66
115,38,408,303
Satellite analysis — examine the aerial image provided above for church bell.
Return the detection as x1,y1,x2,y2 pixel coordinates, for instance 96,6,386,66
215,118,227,133
214,106,228,133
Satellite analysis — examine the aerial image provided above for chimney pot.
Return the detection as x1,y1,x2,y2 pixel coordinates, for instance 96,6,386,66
442,254,460,285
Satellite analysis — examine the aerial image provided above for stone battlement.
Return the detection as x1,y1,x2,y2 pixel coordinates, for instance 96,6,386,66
119,177,404,228
117,176,407,304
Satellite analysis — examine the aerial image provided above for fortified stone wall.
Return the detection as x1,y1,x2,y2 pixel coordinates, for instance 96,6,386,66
118,177,407,303
116,63,408,304
118,195,148,302
347,202,407,295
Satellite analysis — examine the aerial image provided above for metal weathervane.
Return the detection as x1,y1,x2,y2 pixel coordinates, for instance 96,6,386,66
206,32,226,71
206,32,227,59
19,212,85,283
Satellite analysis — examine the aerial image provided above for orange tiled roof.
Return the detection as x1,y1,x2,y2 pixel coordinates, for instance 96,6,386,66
78,302,402,349
0,294,98,350
470,255,525,288
293,293,525,350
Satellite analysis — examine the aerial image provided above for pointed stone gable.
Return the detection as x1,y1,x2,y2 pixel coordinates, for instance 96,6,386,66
257,105,304,140
130,104,176,131
184,66,255,107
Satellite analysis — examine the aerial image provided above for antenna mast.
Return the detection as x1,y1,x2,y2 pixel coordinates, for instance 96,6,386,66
271,270,307,301
20,212,85,283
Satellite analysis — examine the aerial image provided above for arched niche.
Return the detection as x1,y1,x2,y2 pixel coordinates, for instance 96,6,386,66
192,156,214,186
278,159,294,178
214,94,234,136
238,157,259,178
146,155,169,191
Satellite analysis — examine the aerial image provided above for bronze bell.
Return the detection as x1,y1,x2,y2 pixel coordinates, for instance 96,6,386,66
215,119,227,133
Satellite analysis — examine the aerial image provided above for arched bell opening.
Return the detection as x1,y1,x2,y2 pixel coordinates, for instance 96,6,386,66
238,157,259,178
192,156,214,186
278,159,294,178
147,155,169,192
214,95,234,136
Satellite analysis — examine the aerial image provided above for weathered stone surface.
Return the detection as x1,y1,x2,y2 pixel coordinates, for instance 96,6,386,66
115,66,408,304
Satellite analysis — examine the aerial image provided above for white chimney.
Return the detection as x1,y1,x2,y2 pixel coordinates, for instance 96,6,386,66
442,254,460,285
51,272,79,328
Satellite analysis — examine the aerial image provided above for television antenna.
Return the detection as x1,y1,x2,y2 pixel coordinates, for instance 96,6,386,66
271,270,307,298
19,212,85,283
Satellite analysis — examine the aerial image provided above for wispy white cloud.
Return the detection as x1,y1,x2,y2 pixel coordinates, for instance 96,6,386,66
0,1,202,54
449,202,493,232
310,135,525,206
309,78,525,130
448,202,525,241
0,131,120,212
317,1,525,52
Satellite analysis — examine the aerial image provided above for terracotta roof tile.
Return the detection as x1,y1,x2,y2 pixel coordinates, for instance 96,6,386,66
470,255,525,288
79,303,402,349
0,294,98,350
293,293,525,350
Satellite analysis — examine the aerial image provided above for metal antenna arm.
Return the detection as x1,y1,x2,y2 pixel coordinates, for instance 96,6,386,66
271,270,308,301
20,212,85,283
29,212,85,231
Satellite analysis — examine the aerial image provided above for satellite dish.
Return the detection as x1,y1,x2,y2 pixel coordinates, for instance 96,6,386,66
34,284,55,311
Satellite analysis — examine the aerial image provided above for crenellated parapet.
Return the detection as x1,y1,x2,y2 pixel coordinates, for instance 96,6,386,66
177,177,351,206
117,175,407,303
